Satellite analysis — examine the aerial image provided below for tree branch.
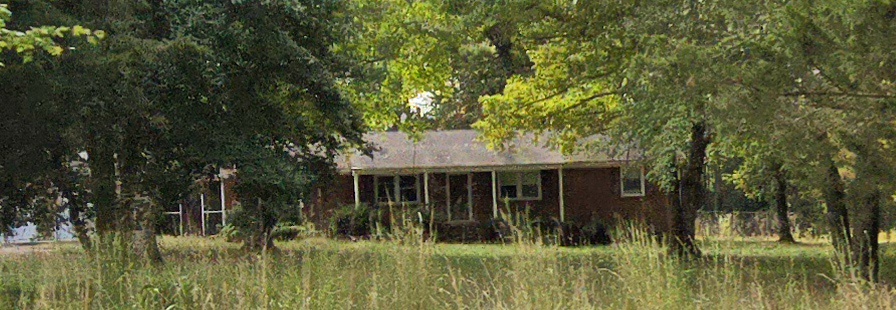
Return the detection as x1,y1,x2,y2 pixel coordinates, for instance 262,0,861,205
560,91,619,113
519,88,569,107
780,91,895,99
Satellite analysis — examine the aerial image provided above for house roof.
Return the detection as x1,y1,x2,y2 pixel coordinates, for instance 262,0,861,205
337,130,636,173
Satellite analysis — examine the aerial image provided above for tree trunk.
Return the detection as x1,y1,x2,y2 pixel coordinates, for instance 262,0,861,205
62,189,92,250
132,228,164,264
243,198,277,252
132,196,164,265
89,144,123,234
823,161,851,263
244,225,276,252
671,122,710,258
713,164,723,212
851,190,881,282
773,163,795,243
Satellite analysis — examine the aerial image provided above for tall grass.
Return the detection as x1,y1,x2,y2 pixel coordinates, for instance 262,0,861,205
2,227,895,309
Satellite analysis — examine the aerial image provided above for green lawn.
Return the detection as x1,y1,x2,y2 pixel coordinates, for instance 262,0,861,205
1,235,894,309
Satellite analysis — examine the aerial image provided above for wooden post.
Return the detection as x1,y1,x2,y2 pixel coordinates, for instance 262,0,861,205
467,173,473,220
424,172,430,208
178,203,184,236
220,177,227,226
491,171,498,218
200,194,206,236
559,167,565,222
353,170,361,208
446,174,451,221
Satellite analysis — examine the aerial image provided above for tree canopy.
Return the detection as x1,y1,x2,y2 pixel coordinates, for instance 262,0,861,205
1,0,366,253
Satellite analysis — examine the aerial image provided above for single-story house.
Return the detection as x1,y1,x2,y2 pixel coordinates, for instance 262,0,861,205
304,130,671,232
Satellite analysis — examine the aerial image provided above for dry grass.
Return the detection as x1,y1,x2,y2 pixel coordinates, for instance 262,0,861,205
1,231,895,309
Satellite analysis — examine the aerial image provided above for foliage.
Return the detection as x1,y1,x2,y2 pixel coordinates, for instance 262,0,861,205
0,4,103,65
336,0,534,131
329,204,374,238
1,0,366,254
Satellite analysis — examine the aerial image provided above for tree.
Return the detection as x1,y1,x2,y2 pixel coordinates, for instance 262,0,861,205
473,0,896,262
158,0,367,250
473,0,743,257
0,3,101,246
724,0,896,281
336,0,537,131
1,0,366,256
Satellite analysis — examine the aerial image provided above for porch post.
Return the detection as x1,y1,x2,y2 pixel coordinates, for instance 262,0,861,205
446,174,451,221
423,172,430,208
491,170,498,218
200,193,206,236
558,166,565,222
178,203,184,236
467,173,473,219
220,176,227,226
352,170,360,209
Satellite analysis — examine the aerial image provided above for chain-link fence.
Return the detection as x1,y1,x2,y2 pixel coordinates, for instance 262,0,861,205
696,211,822,239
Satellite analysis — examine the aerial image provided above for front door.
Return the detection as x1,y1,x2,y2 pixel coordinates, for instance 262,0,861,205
447,174,472,220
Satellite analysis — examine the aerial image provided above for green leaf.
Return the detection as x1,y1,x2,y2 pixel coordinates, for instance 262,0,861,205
48,46,64,56
53,27,70,37
72,25,90,36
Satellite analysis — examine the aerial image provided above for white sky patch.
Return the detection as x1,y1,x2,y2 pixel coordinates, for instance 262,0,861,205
408,92,435,118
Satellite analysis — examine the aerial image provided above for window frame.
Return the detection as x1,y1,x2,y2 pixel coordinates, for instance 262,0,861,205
374,174,421,204
620,166,646,197
496,170,543,201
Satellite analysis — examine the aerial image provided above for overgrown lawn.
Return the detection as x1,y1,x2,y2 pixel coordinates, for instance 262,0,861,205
1,234,894,309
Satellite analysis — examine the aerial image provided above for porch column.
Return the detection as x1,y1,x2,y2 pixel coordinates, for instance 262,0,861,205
352,170,360,209
178,203,184,236
220,177,227,226
445,174,451,221
491,170,498,218
200,193,206,235
423,172,430,208
558,166,565,222
467,173,473,219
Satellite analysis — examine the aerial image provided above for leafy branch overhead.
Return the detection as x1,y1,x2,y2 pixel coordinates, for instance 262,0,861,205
0,4,104,65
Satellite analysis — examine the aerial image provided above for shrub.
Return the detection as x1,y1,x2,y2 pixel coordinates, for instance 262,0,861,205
218,224,242,242
580,218,612,245
434,220,480,243
329,204,374,238
271,222,319,241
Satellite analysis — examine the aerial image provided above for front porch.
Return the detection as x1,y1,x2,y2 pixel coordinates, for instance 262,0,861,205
346,164,647,224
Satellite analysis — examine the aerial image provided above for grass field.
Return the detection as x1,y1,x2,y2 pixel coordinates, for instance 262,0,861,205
2,232,895,309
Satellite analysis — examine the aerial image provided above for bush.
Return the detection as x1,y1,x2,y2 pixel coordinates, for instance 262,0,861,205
434,220,481,243
480,218,512,242
218,224,242,242
581,218,612,245
271,222,319,241
329,204,374,238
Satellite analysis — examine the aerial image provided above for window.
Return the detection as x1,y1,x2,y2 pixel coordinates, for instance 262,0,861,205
621,166,645,197
376,175,420,204
497,171,542,200
398,175,418,203
376,176,396,203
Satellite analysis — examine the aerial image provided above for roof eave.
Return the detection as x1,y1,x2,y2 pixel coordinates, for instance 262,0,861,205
338,160,633,175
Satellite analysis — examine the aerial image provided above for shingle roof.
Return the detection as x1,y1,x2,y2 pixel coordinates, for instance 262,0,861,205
337,130,633,172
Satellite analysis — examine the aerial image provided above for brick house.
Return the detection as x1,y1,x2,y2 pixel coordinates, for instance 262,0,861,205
304,130,671,233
